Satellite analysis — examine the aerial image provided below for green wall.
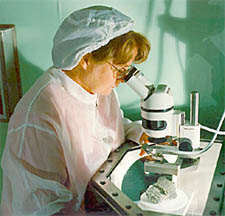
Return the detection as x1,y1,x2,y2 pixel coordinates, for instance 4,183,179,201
0,0,224,200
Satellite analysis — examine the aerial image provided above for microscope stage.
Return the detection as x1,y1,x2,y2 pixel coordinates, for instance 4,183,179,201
90,140,223,215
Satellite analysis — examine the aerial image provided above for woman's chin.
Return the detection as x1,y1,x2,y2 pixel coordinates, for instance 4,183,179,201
98,88,113,96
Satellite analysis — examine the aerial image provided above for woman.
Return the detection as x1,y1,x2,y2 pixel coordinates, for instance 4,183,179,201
0,6,150,215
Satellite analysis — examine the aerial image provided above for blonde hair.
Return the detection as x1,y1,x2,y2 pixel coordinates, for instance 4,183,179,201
91,31,150,65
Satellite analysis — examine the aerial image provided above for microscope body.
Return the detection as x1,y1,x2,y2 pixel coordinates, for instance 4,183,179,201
141,84,201,152
125,67,201,155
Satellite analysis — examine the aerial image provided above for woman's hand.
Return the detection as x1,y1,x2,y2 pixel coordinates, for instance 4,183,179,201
139,132,150,156
139,132,150,145
139,132,156,161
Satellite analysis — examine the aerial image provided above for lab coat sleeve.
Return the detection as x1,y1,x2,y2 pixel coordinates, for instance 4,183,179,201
1,123,76,216
122,110,142,144
113,89,142,144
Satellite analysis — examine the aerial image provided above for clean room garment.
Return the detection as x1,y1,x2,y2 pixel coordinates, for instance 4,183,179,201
0,67,142,215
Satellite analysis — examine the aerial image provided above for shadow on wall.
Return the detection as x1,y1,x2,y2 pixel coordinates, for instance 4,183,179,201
156,0,224,128
18,51,44,94
125,0,224,129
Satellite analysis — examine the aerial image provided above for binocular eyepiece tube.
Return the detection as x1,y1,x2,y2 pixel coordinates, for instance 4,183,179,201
124,66,150,99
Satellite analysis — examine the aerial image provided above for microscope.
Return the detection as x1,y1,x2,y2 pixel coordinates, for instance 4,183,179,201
89,67,224,215
124,66,202,178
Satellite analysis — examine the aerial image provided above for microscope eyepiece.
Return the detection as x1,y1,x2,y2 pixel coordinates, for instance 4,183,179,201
123,66,139,82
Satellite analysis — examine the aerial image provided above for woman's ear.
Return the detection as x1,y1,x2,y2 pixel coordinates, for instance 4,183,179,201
79,53,92,70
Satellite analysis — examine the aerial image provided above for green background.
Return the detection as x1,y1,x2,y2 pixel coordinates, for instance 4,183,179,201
0,0,224,200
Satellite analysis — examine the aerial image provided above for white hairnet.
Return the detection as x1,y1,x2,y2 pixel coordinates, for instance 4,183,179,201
52,5,134,70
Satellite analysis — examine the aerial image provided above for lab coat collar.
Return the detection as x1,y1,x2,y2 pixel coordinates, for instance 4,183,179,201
49,67,97,104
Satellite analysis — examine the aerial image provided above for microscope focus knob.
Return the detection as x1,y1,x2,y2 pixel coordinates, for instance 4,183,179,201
178,138,193,151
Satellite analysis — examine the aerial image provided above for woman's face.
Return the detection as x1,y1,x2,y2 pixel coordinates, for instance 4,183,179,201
85,49,137,96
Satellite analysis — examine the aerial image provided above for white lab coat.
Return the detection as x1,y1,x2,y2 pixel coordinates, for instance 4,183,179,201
0,67,142,215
